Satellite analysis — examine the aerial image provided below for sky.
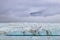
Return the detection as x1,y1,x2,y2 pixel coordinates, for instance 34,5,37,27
0,0,60,22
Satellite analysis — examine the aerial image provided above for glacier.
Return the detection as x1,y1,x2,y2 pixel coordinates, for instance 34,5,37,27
0,23,60,36
0,23,60,40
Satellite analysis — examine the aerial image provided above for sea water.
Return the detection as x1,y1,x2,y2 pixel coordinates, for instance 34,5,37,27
0,23,60,40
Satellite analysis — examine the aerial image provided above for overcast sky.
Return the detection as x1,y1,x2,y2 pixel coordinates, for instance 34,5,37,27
0,0,60,22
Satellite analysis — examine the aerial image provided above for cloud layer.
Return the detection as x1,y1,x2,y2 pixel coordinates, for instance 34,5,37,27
0,0,60,22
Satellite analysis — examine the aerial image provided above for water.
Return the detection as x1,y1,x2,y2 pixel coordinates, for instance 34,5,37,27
0,23,60,40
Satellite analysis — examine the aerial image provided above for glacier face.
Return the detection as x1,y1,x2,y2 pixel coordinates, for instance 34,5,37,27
0,23,60,36
0,23,60,40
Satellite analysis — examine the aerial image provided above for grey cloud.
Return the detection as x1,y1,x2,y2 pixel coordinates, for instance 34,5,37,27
0,0,60,22
29,6,60,17
17,14,60,23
